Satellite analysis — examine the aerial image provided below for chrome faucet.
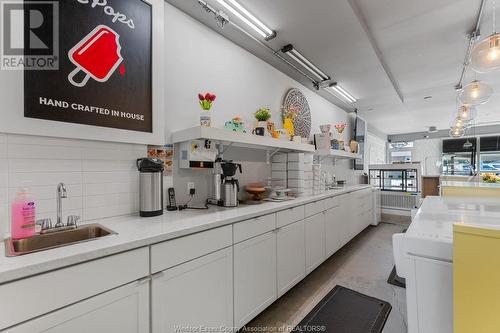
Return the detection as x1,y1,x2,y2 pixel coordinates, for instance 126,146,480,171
56,183,67,228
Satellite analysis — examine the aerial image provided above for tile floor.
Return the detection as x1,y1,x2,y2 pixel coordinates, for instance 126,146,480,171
245,223,408,333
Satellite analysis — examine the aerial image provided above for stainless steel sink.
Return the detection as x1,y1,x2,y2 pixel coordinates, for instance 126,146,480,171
4,224,117,257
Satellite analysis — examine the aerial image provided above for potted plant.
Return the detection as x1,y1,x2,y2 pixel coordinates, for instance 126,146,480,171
255,108,272,128
198,92,216,127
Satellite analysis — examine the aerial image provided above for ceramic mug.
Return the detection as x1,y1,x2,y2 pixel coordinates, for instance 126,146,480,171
252,127,265,136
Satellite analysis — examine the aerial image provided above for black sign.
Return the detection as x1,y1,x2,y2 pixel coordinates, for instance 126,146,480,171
24,0,153,133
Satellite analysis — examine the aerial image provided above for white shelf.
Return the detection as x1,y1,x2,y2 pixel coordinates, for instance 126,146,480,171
316,149,362,160
171,126,316,153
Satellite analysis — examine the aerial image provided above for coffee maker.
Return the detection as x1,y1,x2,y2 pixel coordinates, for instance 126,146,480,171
221,161,242,207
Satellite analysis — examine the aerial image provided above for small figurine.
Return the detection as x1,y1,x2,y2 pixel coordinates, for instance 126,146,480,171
224,116,247,133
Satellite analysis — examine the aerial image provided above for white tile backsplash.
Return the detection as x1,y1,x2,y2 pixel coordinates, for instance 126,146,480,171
0,133,146,238
83,182,139,196
7,144,83,160
82,171,138,184
8,159,82,173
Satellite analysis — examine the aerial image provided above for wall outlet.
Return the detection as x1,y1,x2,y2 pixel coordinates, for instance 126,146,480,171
187,182,195,195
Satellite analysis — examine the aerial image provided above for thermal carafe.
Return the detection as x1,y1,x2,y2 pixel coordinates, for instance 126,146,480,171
137,158,164,217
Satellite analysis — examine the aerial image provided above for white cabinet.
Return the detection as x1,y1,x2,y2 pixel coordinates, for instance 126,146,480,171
277,220,306,297
0,247,149,330
233,232,277,329
304,213,325,274
337,194,353,247
5,281,149,333
152,247,233,333
276,205,305,227
324,205,342,257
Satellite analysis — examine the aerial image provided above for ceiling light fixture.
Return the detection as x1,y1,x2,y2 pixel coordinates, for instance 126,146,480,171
456,104,477,122
281,44,330,82
459,80,493,105
450,126,465,138
215,0,276,40
326,83,357,104
471,0,500,72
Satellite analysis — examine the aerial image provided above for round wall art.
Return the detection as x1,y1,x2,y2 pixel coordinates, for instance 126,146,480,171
282,88,312,139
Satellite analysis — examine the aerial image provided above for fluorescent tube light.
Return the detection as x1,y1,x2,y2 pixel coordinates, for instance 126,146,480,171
216,0,276,39
326,83,357,104
281,44,330,81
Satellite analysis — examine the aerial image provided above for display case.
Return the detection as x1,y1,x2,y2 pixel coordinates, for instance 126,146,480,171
369,163,421,194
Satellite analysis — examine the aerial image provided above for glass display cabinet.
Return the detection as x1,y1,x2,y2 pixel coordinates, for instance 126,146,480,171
369,164,421,194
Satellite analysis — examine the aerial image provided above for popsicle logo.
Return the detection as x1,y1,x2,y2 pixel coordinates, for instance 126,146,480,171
67,25,124,87
0,0,59,70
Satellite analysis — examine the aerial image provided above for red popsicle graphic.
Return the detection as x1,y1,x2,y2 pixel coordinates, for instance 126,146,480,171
68,25,124,87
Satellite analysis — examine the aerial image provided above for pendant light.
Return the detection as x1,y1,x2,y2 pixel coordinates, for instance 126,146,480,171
463,138,473,149
456,104,477,122
450,126,465,138
459,80,493,105
471,0,500,72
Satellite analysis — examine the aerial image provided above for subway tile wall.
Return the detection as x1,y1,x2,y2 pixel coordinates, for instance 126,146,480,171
0,133,146,237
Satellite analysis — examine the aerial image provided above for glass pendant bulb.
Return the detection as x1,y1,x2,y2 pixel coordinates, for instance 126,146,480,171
459,80,493,105
470,33,500,72
450,117,469,130
450,126,465,138
456,104,476,122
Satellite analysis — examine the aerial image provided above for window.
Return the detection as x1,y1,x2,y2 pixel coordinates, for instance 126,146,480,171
480,152,500,174
442,153,474,176
390,150,412,163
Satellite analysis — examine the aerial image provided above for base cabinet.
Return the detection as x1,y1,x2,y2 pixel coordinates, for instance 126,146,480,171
338,195,353,247
233,232,277,329
277,220,306,297
325,206,342,257
305,213,326,274
152,247,233,333
5,281,149,333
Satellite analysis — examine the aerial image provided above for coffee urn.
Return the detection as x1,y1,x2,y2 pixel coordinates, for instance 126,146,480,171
137,158,164,217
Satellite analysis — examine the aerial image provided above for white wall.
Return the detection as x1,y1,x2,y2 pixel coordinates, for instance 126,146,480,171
412,138,442,176
0,133,145,237
163,4,351,141
367,132,387,166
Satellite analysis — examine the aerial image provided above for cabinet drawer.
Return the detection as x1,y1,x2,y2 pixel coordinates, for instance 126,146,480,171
0,247,149,331
151,225,232,273
233,214,276,243
4,281,149,333
276,205,305,228
305,200,326,218
323,196,340,210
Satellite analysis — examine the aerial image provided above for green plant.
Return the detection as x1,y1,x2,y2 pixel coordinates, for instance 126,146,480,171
255,108,272,121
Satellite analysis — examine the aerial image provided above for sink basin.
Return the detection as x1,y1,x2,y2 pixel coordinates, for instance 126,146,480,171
4,224,117,257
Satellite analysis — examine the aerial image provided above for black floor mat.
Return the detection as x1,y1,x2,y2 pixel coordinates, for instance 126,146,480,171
294,285,392,333
387,266,406,288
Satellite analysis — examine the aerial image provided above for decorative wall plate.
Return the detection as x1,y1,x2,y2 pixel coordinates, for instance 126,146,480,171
282,88,311,139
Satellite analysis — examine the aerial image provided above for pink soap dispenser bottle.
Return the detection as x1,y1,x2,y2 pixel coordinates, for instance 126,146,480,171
11,186,36,240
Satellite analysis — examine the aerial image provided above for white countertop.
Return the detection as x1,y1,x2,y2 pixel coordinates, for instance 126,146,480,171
403,196,500,261
441,181,500,188
0,185,372,284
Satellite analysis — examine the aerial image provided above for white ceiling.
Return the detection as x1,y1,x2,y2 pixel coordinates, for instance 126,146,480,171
166,0,500,135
